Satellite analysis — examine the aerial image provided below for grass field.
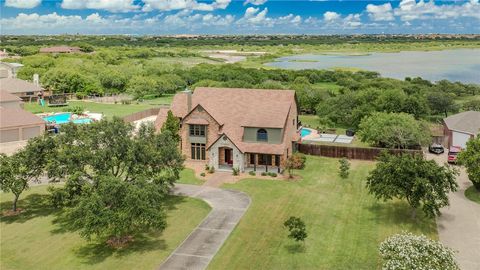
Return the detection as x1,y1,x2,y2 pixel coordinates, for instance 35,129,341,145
465,186,480,204
0,185,210,270
178,168,205,185
209,156,437,270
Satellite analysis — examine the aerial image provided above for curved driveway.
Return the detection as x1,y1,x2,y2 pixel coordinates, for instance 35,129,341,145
159,184,250,270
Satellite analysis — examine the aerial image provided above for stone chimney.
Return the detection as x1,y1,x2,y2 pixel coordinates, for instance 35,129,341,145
183,88,192,112
33,74,39,86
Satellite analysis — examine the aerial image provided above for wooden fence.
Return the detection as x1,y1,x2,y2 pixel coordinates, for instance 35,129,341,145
298,143,423,161
122,108,161,123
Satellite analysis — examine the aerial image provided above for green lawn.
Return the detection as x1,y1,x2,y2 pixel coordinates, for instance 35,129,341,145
23,95,174,118
0,185,210,270
465,186,480,204
177,168,205,185
209,156,437,270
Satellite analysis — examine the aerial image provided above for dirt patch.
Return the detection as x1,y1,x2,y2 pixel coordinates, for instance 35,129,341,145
106,235,134,248
2,208,25,216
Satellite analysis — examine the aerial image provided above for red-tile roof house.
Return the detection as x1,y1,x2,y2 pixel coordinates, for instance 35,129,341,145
155,87,300,172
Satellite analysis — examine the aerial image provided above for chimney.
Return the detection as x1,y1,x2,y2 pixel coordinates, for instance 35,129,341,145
183,88,192,112
33,74,39,86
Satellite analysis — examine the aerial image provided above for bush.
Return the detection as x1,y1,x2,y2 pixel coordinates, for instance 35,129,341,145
75,92,86,100
379,232,459,270
338,158,350,179
232,167,240,176
208,167,215,174
261,172,267,176
70,105,84,115
121,99,131,105
248,171,256,176
205,164,210,171
200,172,206,177
268,172,277,177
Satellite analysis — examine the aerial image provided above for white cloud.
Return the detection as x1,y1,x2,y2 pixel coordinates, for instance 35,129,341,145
142,0,231,12
5,0,41,9
323,11,340,22
394,0,480,21
244,0,267,5
366,3,394,21
61,0,139,12
343,14,362,28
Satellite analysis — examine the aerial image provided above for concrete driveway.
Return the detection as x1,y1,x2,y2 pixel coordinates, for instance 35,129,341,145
426,153,480,270
158,184,250,270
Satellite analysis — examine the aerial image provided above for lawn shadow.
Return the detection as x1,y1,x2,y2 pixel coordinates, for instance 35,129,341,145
74,233,168,265
285,243,306,254
164,194,187,211
0,193,57,224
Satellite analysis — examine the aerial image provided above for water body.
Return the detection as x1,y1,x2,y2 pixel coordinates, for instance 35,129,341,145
265,49,480,84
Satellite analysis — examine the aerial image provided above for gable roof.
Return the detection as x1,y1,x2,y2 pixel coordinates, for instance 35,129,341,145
0,90,22,102
0,78,43,93
0,107,45,129
444,111,480,135
165,87,297,155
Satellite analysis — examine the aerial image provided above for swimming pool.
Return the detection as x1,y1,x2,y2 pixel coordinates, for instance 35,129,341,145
300,128,312,137
42,113,92,124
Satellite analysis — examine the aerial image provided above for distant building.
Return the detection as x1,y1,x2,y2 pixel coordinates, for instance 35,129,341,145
0,49,9,59
0,76,46,102
0,90,45,143
443,111,480,149
39,46,81,54
0,62,24,78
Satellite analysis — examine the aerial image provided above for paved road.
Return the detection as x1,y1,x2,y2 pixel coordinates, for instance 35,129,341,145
427,153,480,270
158,184,250,270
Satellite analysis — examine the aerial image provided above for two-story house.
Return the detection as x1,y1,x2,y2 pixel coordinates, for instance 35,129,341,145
155,87,300,172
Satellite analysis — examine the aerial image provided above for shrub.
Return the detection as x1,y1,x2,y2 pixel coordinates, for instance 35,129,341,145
205,164,210,171
283,216,307,243
208,167,215,174
248,171,256,176
281,153,307,178
379,232,459,270
120,99,131,105
338,158,350,179
75,92,86,100
70,105,84,115
200,172,206,177
232,167,240,176
268,172,277,177
261,172,267,176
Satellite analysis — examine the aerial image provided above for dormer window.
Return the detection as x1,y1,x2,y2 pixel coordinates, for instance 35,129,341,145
189,124,206,136
257,129,268,142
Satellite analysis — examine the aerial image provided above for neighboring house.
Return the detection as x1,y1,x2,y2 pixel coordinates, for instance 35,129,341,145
0,90,45,143
0,49,9,59
155,87,300,172
39,46,81,54
443,111,480,149
0,77,45,102
0,62,24,78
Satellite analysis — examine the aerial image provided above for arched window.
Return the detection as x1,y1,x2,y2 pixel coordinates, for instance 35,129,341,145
257,129,268,142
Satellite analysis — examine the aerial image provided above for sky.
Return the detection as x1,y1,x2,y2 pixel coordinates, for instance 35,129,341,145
0,0,479,35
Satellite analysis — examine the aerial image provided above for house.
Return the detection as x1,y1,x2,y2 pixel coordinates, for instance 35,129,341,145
0,49,9,59
39,46,81,54
0,62,24,78
0,90,45,143
0,76,45,102
155,87,300,172
443,111,480,149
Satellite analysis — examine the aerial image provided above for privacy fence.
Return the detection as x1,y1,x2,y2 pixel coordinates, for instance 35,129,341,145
298,143,423,161
122,108,161,123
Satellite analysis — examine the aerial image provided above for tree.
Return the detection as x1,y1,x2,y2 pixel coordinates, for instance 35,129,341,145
282,153,306,178
161,110,180,142
283,216,307,243
458,135,480,191
379,233,459,270
126,75,157,99
366,152,458,218
0,136,53,212
64,176,167,246
357,112,431,149
338,158,350,179
427,92,458,117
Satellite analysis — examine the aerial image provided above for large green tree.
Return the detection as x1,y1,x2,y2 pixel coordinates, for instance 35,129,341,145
366,152,458,218
0,136,54,212
358,112,431,149
458,135,480,191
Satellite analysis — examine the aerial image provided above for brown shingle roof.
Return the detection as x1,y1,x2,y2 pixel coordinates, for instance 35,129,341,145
162,87,297,155
0,107,45,129
444,111,480,135
0,90,21,102
0,78,43,94
154,107,170,130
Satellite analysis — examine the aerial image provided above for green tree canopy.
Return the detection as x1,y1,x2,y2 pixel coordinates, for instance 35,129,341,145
458,135,480,191
161,110,180,142
126,75,157,99
366,152,458,218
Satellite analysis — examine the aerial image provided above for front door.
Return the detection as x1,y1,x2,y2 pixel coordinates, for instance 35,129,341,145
224,149,232,165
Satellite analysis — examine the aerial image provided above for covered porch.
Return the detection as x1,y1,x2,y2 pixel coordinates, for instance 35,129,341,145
245,153,282,173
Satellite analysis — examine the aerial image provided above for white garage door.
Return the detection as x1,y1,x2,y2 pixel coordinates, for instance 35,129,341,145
452,131,471,149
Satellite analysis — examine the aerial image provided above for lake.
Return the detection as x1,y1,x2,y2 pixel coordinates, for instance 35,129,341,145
265,49,480,84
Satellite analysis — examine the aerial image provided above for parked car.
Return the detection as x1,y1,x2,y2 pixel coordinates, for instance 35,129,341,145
447,146,462,164
428,143,444,154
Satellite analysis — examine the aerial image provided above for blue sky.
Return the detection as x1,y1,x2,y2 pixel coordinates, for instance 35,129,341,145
1,0,479,34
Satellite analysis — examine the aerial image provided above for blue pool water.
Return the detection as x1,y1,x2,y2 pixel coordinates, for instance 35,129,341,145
42,113,92,124
300,128,312,137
